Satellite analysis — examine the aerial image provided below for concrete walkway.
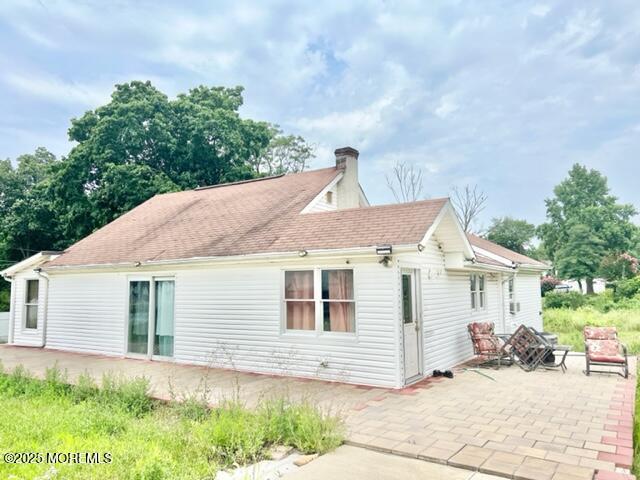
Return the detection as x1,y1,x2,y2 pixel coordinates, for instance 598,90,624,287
0,346,636,480
284,445,504,480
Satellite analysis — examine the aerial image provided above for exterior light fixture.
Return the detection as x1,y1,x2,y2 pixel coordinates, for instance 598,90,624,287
134,261,142,267
298,250,308,257
375,245,392,255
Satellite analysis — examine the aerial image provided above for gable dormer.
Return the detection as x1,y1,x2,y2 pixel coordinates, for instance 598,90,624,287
302,147,369,214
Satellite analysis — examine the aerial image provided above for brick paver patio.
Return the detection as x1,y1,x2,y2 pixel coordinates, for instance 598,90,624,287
0,345,635,480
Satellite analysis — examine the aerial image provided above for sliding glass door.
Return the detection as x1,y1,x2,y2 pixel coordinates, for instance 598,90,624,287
128,281,150,354
154,280,174,357
127,278,174,359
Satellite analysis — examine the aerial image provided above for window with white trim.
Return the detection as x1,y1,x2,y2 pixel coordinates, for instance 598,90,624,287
24,279,39,329
284,269,355,333
508,277,518,314
470,274,486,311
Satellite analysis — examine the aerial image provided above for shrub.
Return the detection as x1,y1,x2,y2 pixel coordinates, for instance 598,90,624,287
544,291,586,309
600,253,639,281
616,276,640,300
540,276,561,296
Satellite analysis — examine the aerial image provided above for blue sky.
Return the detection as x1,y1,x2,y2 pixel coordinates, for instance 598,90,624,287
1,1,639,228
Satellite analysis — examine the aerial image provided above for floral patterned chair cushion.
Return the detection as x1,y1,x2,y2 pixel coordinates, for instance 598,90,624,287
584,326,617,341
468,322,504,355
584,327,625,363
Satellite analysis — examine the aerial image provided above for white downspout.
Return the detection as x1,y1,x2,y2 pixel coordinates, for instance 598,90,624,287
34,268,50,348
4,275,15,344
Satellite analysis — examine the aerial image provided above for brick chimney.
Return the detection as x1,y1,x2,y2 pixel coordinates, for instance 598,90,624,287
334,147,360,209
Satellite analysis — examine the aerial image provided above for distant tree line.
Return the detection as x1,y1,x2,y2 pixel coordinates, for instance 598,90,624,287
385,160,640,295
0,81,314,309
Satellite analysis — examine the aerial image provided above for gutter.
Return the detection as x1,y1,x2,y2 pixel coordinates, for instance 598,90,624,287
43,244,423,274
3,274,15,344
34,268,50,348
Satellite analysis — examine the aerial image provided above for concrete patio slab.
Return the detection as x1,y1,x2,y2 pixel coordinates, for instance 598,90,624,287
282,444,503,480
0,346,635,480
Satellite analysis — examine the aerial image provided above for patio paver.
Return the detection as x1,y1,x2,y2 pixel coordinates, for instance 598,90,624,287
0,345,636,480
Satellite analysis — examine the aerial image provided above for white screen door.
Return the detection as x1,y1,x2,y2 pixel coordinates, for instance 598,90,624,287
402,270,421,381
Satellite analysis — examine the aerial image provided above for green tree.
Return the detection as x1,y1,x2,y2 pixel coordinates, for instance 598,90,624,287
249,126,315,176
0,148,60,259
555,223,606,292
54,81,275,243
0,148,60,310
538,164,638,293
486,217,536,254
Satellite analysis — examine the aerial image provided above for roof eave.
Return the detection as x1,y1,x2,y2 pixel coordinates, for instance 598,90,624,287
44,243,422,273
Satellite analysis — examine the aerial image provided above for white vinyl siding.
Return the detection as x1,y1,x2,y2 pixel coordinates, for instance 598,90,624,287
306,187,338,212
42,259,398,387
46,273,126,355
399,238,509,376
508,273,543,332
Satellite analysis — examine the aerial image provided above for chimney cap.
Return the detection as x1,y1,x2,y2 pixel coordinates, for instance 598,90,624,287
334,146,359,159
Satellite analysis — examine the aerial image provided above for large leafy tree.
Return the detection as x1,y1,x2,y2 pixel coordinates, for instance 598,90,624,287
56,81,277,240
0,81,315,311
538,164,638,293
249,127,315,176
486,217,536,254
0,148,61,310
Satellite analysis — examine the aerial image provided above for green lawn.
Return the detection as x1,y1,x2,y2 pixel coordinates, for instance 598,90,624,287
543,307,640,354
0,364,343,480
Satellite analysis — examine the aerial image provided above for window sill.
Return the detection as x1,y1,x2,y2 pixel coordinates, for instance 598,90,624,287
280,331,358,343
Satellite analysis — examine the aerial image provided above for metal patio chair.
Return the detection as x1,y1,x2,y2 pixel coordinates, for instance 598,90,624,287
584,326,629,378
505,325,549,372
468,322,513,369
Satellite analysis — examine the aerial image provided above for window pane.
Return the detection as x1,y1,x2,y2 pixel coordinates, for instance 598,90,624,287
479,275,485,291
470,275,476,292
26,305,38,329
402,274,413,324
322,270,354,300
128,281,150,354
479,292,485,308
323,302,355,332
285,271,314,299
471,292,476,309
286,301,315,330
26,280,39,304
154,280,174,357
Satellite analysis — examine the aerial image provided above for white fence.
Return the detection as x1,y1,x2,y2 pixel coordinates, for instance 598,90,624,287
0,312,8,343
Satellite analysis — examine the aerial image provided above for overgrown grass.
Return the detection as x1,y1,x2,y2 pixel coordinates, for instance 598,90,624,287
0,363,344,479
544,307,640,353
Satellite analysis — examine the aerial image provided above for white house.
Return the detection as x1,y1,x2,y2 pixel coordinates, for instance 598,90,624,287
1,147,546,388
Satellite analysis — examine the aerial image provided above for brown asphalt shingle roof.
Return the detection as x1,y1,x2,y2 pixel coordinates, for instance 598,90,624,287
467,233,547,267
48,167,449,268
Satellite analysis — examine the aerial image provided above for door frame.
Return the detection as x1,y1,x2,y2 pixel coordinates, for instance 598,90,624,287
124,276,176,361
400,268,424,385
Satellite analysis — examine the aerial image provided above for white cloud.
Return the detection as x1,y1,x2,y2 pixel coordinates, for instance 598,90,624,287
530,4,551,18
2,72,110,107
0,0,639,224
